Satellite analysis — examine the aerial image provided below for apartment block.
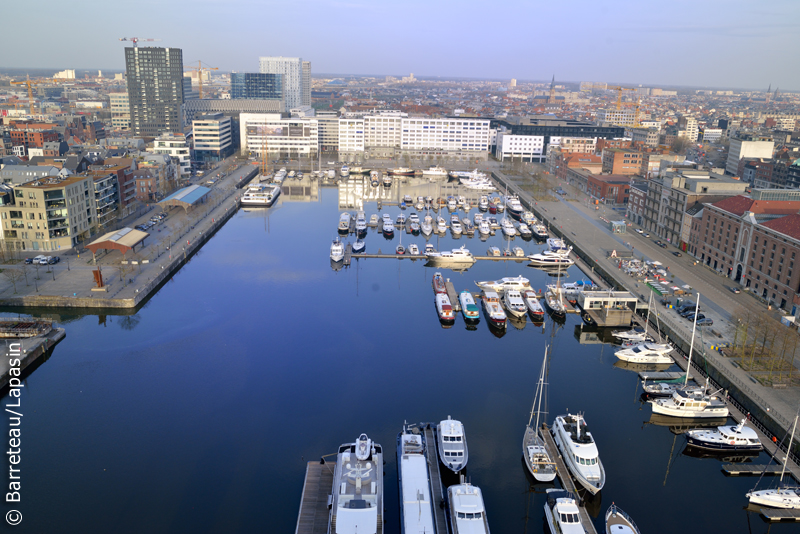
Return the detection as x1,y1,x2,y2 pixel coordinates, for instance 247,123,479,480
9,129,59,150
125,46,184,136
495,131,544,161
239,113,319,159
259,57,308,111
597,109,637,127
601,148,643,175
153,133,191,176
586,174,631,204
109,92,131,130
192,113,233,163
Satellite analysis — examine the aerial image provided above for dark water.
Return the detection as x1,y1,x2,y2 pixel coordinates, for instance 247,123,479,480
3,182,793,533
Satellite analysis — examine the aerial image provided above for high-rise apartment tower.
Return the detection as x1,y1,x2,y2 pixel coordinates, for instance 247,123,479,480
125,47,185,136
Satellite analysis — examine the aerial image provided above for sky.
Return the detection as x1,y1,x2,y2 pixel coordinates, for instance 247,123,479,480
2,0,798,90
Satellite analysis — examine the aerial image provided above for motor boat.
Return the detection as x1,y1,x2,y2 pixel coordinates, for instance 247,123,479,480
501,217,516,237
351,239,366,254
382,220,395,236
528,252,575,267
475,276,531,293
459,291,480,323
340,165,350,177
641,381,702,399
651,386,729,419
408,243,420,255
447,483,489,534
383,174,392,187
422,165,448,177
370,171,380,186
495,197,505,213
522,289,545,319
432,272,447,294
486,216,501,229
241,184,281,206
396,244,406,255
546,238,570,255
330,434,383,534
437,416,468,472
615,343,674,364
355,211,367,235
552,413,606,494
436,217,448,233
613,328,650,343
487,246,501,257
522,211,536,225
326,169,336,179
532,224,549,239
447,197,457,212
685,418,764,452
451,221,463,235
369,214,379,226
605,504,641,534
478,196,489,211
410,222,420,234
503,289,527,318
338,212,351,234
408,213,420,224
330,237,344,262
462,220,475,235
481,290,507,328
435,293,455,324
396,213,407,226
478,220,491,236
426,246,476,267
544,489,583,534
517,223,533,238
513,246,525,257
506,195,524,218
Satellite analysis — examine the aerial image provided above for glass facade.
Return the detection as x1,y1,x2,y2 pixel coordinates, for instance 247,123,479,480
231,73,283,100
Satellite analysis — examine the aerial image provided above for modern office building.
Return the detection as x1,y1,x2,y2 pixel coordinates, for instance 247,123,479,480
726,134,774,175
492,116,625,158
596,109,637,127
109,92,131,130
495,131,545,161
192,113,233,163
231,73,283,100
259,56,309,111
153,133,192,176
124,46,185,137
182,99,284,151
239,113,319,159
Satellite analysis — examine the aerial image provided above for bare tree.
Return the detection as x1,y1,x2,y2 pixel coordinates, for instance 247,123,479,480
1,268,25,294
671,136,690,154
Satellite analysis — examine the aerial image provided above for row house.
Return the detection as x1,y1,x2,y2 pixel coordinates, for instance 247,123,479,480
627,181,648,226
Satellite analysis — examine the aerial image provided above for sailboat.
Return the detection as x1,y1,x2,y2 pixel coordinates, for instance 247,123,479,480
651,294,730,419
613,292,655,343
747,414,800,509
523,347,557,482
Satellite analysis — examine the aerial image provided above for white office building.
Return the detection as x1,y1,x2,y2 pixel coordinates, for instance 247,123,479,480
726,135,774,175
364,110,406,158
495,131,545,161
109,92,131,130
400,117,491,158
152,133,191,176
259,56,309,111
338,119,365,157
192,113,233,163
597,109,637,127
240,113,319,159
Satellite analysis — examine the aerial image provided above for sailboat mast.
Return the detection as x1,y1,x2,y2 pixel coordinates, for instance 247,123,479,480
644,292,652,337
684,293,700,387
534,346,548,430
778,415,798,487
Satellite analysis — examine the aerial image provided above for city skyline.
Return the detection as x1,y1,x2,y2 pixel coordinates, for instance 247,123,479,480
2,0,799,91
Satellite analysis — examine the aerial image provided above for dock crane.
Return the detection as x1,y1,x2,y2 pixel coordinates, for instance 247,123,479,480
10,75,57,115
607,86,637,110
184,61,219,99
119,37,161,47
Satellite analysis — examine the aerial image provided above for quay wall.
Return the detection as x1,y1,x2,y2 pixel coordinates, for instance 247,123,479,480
0,328,66,390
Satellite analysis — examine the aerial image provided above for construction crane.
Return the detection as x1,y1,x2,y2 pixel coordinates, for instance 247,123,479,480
607,86,637,110
119,37,161,47
10,75,55,114
184,61,219,99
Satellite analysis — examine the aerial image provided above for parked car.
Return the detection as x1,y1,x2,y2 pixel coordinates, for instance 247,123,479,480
680,308,700,318
38,256,52,265
676,303,697,315
48,256,60,264
729,286,741,294
643,232,650,238
658,242,668,249
655,240,663,246
24,258,33,264
635,228,643,234
686,313,706,322
555,189,567,196
697,318,714,326
672,251,682,257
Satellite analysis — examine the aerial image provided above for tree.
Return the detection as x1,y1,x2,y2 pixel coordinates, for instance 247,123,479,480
1,268,25,294
671,136,690,154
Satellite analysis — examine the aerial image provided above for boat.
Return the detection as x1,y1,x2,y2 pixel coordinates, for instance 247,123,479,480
340,165,350,177
397,424,437,534
338,212,351,234
517,223,532,238
447,197,457,212
396,213,406,225
528,252,575,267
478,196,489,211
546,238,570,256
352,239,366,254
747,415,800,509
451,221,463,235
462,220,475,235
447,483,489,534
532,224,549,239
457,195,466,208
403,194,413,204
503,289,527,317
437,416,468,472
349,166,369,175
426,246,476,266
459,291,480,323
327,168,336,179
486,216,500,229
355,211,367,235
513,246,525,257
472,212,483,225
501,217,516,237
522,211,536,225
369,214,378,226
488,200,497,214
605,504,641,534
487,246,501,257
476,276,531,293
423,166,448,177
409,222,420,234
383,220,395,236
478,220,491,236
421,216,433,236
685,418,764,452
396,244,406,255
330,433,383,534
543,285,567,318
522,289,545,319
435,293,455,324
642,381,701,399
481,290,507,328
383,174,393,187
370,171,380,187
450,213,460,225
408,243,420,255
330,237,344,262
506,195,524,218
432,272,447,294
389,167,414,176
436,216,448,233
615,343,674,365
288,170,296,178
613,327,650,343
409,213,420,224
544,489,583,534
552,413,606,494
523,347,558,482
424,243,435,255
241,184,281,206
495,198,505,213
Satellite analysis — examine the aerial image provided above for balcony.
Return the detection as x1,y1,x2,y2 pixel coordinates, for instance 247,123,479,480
46,200,66,210
48,221,68,230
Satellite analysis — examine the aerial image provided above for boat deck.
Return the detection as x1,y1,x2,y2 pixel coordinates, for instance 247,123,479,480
422,423,449,534
541,423,598,534
722,464,785,476
294,460,335,534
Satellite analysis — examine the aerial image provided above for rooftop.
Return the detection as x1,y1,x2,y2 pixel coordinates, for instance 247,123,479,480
760,214,800,241
712,195,800,217
22,175,88,189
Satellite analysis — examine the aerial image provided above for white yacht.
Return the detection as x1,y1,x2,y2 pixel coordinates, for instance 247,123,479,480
447,483,490,534
522,289,545,320
685,418,763,452
330,237,344,262
481,290,507,328
396,213,406,226
523,348,557,482
503,289,527,317
532,224,548,239
513,246,525,257
747,415,800,509
506,195,524,218
478,220,491,236
397,424,437,534
240,184,281,207
605,504,641,534
329,433,383,534
478,195,489,211
651,386,729,418
613,328,650,343
476,276,531,293
421,215,433,236
473,212,483,224
528,252,575,267
338,212,351,234
352,239,366,254
355,211,367,234
615,343,674,364
447,197,457,212
369,214,379,226
552,413,606,494
501,217,517,237
425,246,476,266
437,416,468,472
436,217,448,233
408,243,420,256
451,221,463,235
382,220,395,236
517,223,533,238
423,165,448,177
326,168,336,179
522,211,536,225
544,489,583,534
546,238,570,255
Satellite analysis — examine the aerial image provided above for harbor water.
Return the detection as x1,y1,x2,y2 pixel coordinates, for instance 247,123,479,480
3,179,796,533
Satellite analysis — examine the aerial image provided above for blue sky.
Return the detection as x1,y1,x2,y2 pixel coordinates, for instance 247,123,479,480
3,0,798,90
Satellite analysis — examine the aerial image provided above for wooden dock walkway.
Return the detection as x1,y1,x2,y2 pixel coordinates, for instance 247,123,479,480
423,424,449,534
349,253,529,262
541,424,598,534
638,371,694,381
760,508,800,522
722,464,784,476
445,281,461,311
294,460,334,534
343,244,352,266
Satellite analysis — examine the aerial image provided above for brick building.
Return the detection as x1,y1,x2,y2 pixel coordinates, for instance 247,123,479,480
9,129,58,150
627,181,648,225
601,148,643,175
586,174,631,205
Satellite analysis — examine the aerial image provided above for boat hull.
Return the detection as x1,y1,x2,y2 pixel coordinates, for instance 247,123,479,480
747,489,800,509
685,436,763,452
523,426,557,482
651,402,729,419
